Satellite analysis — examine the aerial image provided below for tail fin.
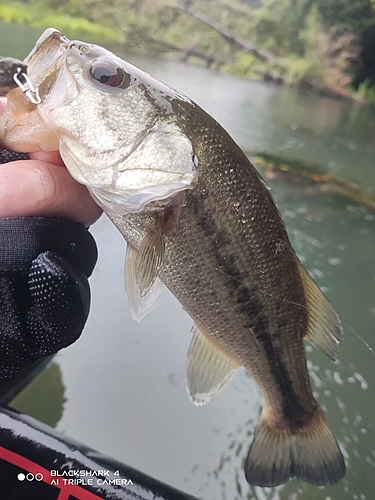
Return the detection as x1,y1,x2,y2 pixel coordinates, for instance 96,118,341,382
244,407,345,487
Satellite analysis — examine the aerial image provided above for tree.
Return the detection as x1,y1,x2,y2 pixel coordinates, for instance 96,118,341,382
317,0,375,33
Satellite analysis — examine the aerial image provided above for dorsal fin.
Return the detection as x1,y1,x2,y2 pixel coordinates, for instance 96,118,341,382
186,325,239,406
299,263,343,361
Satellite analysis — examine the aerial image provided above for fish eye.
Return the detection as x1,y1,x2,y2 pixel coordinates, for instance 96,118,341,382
89,60,131,89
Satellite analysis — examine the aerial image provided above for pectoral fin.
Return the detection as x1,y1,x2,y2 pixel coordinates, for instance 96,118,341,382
135,224,165,297
186,325,239,406
125,244,163,321
299,263,343,361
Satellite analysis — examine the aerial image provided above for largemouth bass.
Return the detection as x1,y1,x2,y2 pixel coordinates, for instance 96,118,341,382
0,29,345,487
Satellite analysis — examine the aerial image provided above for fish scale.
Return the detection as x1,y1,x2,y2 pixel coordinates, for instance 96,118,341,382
166,120,307,381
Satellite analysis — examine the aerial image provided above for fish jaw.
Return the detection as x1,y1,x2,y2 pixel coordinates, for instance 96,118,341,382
0,93,59,151
0,29,70,151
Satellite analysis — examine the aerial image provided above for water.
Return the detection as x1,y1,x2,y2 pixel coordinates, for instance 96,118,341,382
2,22,375,500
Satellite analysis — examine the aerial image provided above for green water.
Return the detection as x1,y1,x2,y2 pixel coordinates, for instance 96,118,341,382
2,22,375,500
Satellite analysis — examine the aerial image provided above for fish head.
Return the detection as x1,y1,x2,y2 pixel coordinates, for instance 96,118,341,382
1,29,198,213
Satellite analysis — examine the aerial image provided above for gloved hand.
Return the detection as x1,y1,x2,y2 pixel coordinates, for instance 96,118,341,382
0,217,97,378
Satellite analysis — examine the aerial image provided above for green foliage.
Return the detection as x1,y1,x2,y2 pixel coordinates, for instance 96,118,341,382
297,4,323,50
1,0,375,101
252,0,375,57
356,79,375,103
286,55,323,83
39,14,123,41
0,0,123,42
317,0,375,34
254,0,317,55
228,52,259,77
0,3,34,25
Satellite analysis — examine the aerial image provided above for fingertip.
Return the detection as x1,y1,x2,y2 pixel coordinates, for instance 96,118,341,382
29,150,65,166
0,96,6,114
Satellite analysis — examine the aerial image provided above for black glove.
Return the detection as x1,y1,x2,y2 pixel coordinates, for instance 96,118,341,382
0,217,97,378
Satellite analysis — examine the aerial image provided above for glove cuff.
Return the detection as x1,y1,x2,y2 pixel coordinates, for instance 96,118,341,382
0,217,97,277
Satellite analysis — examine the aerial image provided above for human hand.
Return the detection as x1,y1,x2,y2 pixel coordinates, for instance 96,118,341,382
0,98,102,226
0,98,100,378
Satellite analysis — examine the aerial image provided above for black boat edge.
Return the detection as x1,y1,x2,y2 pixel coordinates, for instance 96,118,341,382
0,360,200,500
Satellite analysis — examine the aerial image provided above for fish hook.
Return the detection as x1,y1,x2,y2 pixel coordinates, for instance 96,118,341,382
13,67,41,105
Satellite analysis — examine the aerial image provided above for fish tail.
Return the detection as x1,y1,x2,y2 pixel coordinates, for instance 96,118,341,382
244,406,345,487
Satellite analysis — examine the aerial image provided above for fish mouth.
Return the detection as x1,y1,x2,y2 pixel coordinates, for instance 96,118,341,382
23,29,71,104
3,29,71,112
25,28,70,71
0,29,71,151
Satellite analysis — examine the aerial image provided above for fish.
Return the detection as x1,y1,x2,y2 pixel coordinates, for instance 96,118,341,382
0,29,346,487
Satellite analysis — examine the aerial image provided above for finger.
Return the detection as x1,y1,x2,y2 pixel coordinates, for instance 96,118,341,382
0,96,6,114
0,97,6,152
30,150,65,166
0,159,102,226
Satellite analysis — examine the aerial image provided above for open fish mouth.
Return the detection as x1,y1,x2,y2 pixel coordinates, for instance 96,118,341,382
0,29,71,151
24,29,69,89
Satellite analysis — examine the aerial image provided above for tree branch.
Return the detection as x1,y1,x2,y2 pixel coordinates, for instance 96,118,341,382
176,4,282,66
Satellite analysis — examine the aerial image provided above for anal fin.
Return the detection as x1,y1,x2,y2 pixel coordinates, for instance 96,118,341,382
186,325,239,406
299,263,343,361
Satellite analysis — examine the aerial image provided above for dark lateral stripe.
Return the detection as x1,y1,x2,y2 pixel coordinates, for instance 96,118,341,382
190,190,306,427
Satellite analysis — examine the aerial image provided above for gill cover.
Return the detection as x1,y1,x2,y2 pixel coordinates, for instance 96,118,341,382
61,47,197,212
